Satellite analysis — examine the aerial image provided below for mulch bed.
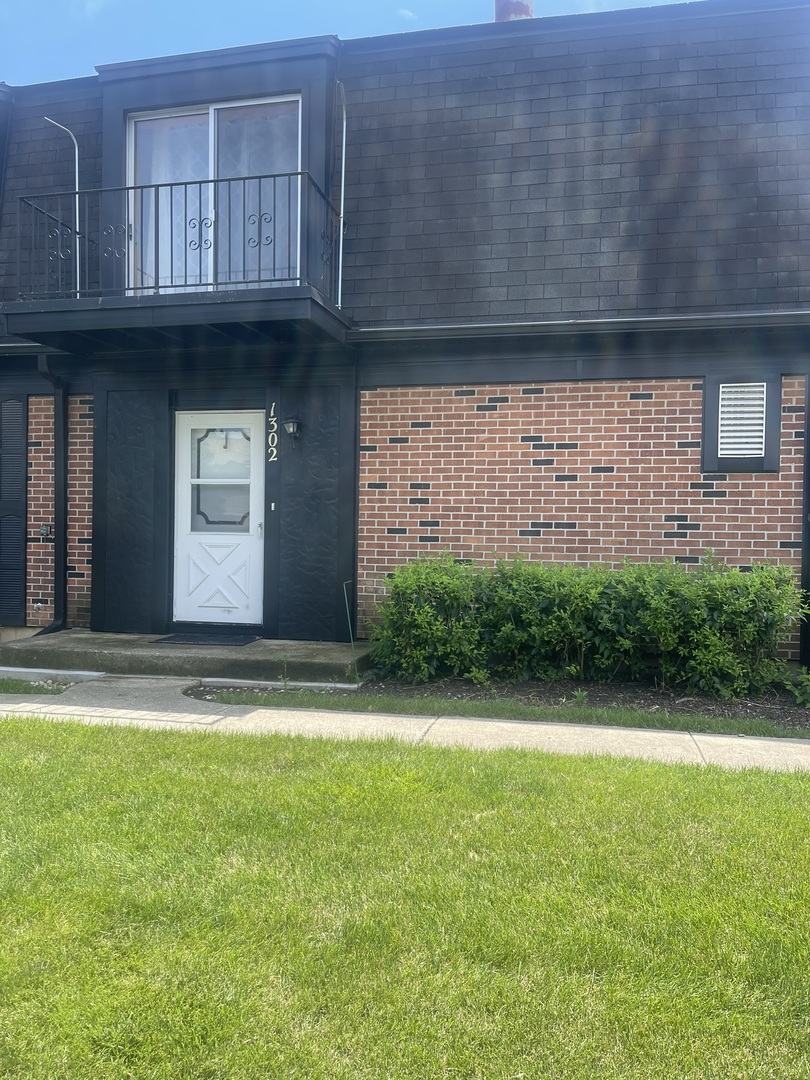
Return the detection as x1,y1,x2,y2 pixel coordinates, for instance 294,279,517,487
192,676,810,736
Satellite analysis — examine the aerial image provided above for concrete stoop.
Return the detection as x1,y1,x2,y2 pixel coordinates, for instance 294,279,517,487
0,629,372,683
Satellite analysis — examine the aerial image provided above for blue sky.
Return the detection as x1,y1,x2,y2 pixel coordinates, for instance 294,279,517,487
2,0,688,86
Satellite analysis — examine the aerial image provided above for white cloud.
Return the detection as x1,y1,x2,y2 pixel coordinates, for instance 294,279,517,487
397,8,418,19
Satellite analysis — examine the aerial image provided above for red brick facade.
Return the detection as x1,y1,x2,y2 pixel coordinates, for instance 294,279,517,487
25,394,93,629
357,377,806,636
26,396,55,626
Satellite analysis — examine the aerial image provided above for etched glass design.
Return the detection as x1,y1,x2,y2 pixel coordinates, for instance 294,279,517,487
192,427,251,479
192,485,250,532
190,427,251,531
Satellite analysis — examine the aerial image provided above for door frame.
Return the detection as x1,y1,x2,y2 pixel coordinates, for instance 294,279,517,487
172,408,266,627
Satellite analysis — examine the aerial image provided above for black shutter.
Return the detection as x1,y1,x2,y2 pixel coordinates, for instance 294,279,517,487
0,398,27,625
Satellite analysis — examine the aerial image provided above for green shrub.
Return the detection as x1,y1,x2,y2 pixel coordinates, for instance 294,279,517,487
370,556,804,696
369,556,485,682
785,667,810,708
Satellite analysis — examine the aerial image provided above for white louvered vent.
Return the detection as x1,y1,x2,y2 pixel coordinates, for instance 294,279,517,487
718,383,767,458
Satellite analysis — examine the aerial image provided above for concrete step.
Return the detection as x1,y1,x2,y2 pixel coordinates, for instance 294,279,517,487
0,629,372,683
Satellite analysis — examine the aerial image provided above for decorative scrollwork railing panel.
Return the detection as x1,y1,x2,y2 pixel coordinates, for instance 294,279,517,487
16,173,340,303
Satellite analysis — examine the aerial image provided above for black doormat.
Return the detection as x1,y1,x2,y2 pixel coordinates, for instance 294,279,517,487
156,633,260,647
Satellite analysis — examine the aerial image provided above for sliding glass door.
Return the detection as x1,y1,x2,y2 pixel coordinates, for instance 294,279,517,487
128,98,300,292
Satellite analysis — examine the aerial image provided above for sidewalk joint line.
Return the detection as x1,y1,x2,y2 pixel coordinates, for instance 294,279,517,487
418,716,442,743
687,731,708,765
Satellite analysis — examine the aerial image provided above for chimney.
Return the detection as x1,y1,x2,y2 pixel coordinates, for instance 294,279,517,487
495,0,533,20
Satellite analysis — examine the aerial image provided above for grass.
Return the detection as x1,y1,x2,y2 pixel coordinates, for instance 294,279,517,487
1,719,810,1078
212,686,810,739
0,677,67,695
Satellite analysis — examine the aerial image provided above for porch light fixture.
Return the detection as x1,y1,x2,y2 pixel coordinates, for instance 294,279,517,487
283,417,302,444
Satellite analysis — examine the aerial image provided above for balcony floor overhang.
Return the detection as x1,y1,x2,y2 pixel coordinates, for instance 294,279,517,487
0,285,350,356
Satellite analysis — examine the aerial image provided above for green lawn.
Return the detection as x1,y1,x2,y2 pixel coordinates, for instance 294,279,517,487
1,719,809,1078
213,686,810,739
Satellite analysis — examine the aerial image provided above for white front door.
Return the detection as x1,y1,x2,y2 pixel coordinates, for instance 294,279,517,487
173,411,265,624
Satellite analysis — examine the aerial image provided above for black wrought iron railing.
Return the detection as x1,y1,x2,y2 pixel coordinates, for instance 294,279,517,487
16,172,341,303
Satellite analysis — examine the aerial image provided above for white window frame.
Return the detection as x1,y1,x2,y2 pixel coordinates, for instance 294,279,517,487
702,375,781,474
717,382,767,459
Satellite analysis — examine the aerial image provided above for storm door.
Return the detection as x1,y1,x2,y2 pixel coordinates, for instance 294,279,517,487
173,411,265,625
128,98,301,292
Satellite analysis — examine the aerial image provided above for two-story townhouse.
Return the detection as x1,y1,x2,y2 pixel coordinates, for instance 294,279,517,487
1,0,809,654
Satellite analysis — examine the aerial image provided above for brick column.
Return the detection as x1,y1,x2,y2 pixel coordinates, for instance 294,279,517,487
26,396,55,626
26,394,94,628
67,396,93,627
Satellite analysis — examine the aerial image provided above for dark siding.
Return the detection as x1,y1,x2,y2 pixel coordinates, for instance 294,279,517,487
0,79,102,302
95,389,168,633
277,383,344,640
0,86,13,210
339,0,810,324
0,396,27,624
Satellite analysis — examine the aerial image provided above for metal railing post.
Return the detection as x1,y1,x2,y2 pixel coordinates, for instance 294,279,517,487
16,172,340,300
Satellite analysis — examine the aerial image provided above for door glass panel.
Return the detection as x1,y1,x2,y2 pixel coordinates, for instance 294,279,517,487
215,101,300,286
132,112,210,291
192,484,250,533
192,427,251,480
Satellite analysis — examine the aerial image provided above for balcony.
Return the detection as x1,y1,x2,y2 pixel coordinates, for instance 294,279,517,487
3,172,348,354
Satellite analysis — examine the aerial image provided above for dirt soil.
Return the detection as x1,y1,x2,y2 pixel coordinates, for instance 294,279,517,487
194,677,810,735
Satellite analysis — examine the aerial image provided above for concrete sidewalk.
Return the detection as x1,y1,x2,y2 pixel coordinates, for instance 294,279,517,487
0,672,809,771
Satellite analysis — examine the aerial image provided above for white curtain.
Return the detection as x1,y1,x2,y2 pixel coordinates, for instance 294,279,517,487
131,101,299,291
132,112,209,290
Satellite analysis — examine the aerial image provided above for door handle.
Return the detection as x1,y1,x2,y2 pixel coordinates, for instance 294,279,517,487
257,522,263,537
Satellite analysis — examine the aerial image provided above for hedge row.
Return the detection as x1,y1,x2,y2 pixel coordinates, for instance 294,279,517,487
370,556,804,697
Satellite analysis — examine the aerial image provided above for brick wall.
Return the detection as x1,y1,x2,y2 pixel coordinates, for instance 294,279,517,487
357,376,806,650
25,394,93,628
26,396,55,626
67,396,93,627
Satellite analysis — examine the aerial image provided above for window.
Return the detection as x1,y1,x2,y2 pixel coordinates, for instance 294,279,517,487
702,375,781,473
127,97,301,292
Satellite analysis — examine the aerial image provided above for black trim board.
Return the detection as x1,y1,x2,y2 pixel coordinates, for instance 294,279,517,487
701,375,782,475
151,397,171,632
357,323,810,390
169,387,272,634
336,380,359,641
90,389,108,631
3,289,351,356
263,388,282,639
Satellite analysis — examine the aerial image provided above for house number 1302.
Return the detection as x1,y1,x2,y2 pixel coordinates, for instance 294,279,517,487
267,404,278,462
